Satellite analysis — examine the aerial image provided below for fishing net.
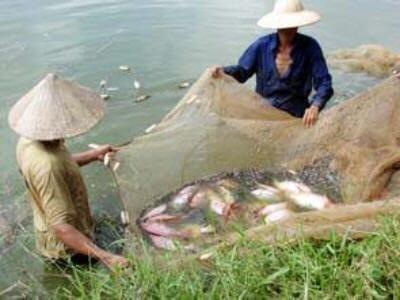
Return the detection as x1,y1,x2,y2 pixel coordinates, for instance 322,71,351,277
327,44,400,78
112,67,400,233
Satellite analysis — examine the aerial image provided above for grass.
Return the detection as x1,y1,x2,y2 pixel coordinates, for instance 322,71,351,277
45,215,400,299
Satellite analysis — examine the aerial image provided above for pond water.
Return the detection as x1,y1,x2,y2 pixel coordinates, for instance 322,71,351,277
0,0,399,295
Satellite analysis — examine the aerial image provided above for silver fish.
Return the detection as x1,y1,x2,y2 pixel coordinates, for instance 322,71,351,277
287,192,333,211
179,82,191,89
119,65,131,71
135,95,151,103
264,209,291,224
251,184,282,202
141,204,167,221
258,202,288,216
274,181,312,194
134,80,141,89
171,185,198,208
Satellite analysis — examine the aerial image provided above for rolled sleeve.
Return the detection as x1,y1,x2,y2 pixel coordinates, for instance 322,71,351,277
310,43,334,110
224,40,259,83
30,164,76,227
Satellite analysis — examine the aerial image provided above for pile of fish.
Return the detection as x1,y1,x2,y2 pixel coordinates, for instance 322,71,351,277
138,171,335,252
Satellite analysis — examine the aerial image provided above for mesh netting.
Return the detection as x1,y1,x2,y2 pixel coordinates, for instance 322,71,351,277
112,69,400,229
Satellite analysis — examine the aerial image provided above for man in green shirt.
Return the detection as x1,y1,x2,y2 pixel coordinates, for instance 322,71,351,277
9,73,128,270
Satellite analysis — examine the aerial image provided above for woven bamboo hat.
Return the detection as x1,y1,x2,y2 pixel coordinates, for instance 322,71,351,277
8,73,105,141
257,0,321,29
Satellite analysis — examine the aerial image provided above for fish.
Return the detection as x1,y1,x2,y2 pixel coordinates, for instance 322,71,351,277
251,184,282,202
99,80,107,88
264,209,292,224
145,124,157,134
141,221,191,239
135,95,151,103
189,189,211,208
274,181,312,194
258,202,288,216
119,65,131,71
134,80,141,89
120,210,130,225
179,82,191,89
148,234,176,251
214,186,236,204
141,204,167,221
112,162,121,172
146,214,180,223
186,95,197,104
103,153,111,166
100,94,110,100
209,198,228,216
107,87,119,92
171,185,198,208
287,192,333,211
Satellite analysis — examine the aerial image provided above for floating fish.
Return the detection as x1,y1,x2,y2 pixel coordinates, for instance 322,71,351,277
119,65,131,71
99,80,107,88
135,95,151,103
88,143,100,149
145,124,157,134
107,87,119,92
264,209,292,224
100,94,110,100
179,82,191,89
134,80,141,89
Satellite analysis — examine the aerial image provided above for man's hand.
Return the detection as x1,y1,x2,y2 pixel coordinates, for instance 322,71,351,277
100,253,130,270
211,66,224,79
94,144,115,162
303,105,319,128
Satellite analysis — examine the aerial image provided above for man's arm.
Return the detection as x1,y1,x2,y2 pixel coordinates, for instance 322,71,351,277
31,162,128,270
52,223,128,269
72,145,113,167
303,42,334,127
213,40,260,83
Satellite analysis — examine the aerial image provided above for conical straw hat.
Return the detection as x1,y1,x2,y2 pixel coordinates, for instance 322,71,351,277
8,73,105,141
258,0,321,29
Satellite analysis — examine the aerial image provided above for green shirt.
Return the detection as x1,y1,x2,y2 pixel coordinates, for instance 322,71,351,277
17,138,93,259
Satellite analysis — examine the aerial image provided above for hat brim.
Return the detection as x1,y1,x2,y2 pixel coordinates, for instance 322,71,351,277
8,74,105,141
257,10,321,29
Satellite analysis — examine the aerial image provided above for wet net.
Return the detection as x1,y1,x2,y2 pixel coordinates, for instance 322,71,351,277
112,68,400,234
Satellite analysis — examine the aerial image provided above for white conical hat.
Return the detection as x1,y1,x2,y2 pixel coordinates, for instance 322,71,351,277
258,0,321,29
8,73,105,141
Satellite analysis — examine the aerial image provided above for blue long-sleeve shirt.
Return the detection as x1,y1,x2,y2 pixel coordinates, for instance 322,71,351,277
224,33,333,118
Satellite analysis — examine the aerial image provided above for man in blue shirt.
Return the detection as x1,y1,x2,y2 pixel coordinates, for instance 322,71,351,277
213,0,333,127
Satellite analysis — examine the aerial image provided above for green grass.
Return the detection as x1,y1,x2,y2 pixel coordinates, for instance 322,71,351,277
49,216,400,299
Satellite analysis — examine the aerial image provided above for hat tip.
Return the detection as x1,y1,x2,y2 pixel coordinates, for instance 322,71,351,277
46,73,58,80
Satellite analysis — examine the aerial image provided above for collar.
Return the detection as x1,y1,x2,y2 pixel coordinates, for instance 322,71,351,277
270,33,301,53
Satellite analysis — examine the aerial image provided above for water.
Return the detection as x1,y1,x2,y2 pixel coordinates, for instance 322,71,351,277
0,0,399,294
